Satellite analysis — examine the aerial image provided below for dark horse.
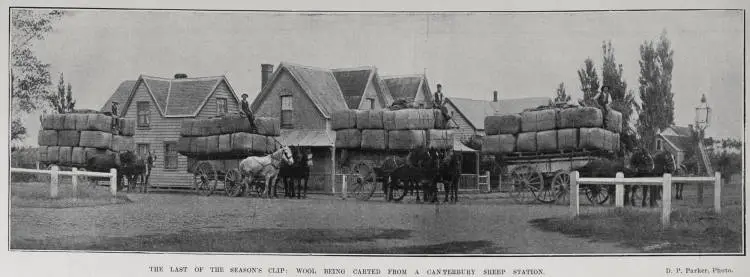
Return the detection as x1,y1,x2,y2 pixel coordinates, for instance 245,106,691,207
275,146,313,199
118,151,151,192
84,150,148,192
638,151,677,207
434,150,462,203
385,146,434,202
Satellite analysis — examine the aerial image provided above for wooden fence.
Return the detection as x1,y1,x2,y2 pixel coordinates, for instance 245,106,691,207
569,171,722,228
10,166,118,198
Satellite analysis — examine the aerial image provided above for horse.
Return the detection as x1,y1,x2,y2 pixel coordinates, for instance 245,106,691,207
639,150,677,207
118,151,150,193
276,146,314,199
385,146,432,202
431,149,462,203
238,146,294,198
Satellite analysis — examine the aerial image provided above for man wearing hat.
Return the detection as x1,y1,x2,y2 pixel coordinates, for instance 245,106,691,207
592,85,612,121
110,102,120,134
433,84,445,108
240,93,258,133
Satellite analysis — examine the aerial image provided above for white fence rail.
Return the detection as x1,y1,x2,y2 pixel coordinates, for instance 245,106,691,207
10,166,118,198
570,171,722,228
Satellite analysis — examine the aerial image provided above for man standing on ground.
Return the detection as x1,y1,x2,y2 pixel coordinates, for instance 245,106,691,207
240,93,258,133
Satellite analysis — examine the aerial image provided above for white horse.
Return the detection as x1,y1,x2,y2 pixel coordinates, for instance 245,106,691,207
238,146,294,198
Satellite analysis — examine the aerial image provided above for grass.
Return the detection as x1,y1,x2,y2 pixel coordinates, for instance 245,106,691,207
530,206,742,253
11,181,132,209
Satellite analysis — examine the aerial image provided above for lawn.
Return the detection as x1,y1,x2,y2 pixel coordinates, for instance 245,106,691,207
11,180,132,209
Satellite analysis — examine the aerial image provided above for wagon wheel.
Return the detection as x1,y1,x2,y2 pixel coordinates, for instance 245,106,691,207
224,169,244,197
390,180,408,202
584,184,610,205
534,175,558,204
509,165,543,204
552,170,571,205
193,161,217,196
352,163,376,201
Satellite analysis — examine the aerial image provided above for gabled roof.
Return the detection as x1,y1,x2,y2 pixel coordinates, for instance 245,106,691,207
100,80,136,112
332,66,394,109
661,134,695,152
251,62,348,118
382,74,432,104
668,125,694,137
446,97,552,130
102,75,239,118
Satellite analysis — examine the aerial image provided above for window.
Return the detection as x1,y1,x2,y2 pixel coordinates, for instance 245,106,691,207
366,98,375,110
137,143,150,157
164,142,178,169
137,101,151,127
281,96,293,128
418,103,425,109
216,98,227,116
656,139,663,151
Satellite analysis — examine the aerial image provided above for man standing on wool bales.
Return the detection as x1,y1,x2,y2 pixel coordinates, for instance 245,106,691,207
434,84,444,107
110,102,120,134
240,93,258,133
592,85,612,120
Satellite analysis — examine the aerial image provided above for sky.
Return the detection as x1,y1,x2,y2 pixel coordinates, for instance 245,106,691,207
15,9,744,146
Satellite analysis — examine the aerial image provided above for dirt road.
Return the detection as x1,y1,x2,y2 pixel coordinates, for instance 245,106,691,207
11,192,639,254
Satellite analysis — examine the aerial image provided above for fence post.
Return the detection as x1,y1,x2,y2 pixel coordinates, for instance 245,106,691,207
485,171,491,193
110,168,117,197
714,172,722,214
498,173,503,192
71,167,78,197
341,175,348,199
697,182,704,205
615,172,624,208
661,173,672,229
50,165,59,198
569,171,579,218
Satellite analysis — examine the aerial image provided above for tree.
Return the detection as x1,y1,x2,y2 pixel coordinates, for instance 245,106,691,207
600,40,640,154
637,30,675,150
49,73,76,113
10,9,64,141
553,82,570,104
576,58,599,106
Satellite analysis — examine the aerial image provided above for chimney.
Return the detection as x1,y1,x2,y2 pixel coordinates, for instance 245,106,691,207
493,91,498,102
174,73,188,79
261,64,274,90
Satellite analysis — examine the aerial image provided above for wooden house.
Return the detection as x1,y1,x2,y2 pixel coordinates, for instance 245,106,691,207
100,74,241,188
655,125,713,175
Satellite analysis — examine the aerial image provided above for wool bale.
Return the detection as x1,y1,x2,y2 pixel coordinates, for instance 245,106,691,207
58,146,73,165
204,135,218,154
38,130,58,146
481,134,516,154
557,128,579,151
388,130,426,150
190,120,210,137
428,129,454,150
218,134,232,153
111,135,135,152
254,117,281,136
177,137,193,155
605,109,623,133
361,129,388,150
79,131,112,149
485,114,522,135
516,132,538,152
233,115,252,133
41,114,64,130
73,114,90,130
57,130,81,147
579,128,616,152
231,133,253,152
355,110,369,129
382,111,397,130
536,130,558,152
335,129,362,149
332,110,357,130
71,147,86,166
558,107,603,129
47,146,60,163
406,109,435,130
521,109,558,132
265,136,279,153
252,134,270,153
62,114,77,130
86,114,114,132
192,136,208,155
180,120,195,136
37,146,48,163
612,133,621,153
218,115,241,134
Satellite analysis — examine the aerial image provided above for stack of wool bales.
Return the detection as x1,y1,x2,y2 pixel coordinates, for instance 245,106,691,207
177,115,281,156
37,113,136,167
333,109,453,151
482,106,622,154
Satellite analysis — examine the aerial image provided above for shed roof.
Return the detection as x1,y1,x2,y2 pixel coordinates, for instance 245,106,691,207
446,97,552,130
100,80,136,112
453,140,477,152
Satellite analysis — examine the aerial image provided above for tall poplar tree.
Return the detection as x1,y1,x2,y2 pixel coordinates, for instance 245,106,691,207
637,31,675,150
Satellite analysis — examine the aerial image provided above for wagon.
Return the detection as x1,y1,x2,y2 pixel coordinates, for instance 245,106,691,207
187,152,281,197
338,150,413,202
501,149,615,205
